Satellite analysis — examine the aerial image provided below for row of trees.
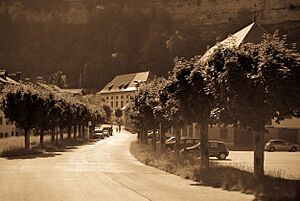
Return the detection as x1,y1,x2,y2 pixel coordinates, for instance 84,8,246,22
126,33,300,182
0,83,111,150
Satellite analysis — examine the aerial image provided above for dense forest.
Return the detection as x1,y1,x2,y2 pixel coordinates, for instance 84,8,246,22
0,0,298,89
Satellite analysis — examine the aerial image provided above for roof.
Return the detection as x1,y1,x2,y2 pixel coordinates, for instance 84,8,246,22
201,22,268,61
98,71,150,94
60,88,83,95
36,82,83,95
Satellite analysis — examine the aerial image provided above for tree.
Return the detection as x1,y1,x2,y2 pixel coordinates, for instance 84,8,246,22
1,85,43,150
164,58,213,169
205,34,300,181
115,107,123,132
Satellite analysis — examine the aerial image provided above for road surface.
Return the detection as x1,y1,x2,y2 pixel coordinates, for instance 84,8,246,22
0,130,253,201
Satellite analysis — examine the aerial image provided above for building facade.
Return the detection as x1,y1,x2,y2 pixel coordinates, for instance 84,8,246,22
97,71,150,123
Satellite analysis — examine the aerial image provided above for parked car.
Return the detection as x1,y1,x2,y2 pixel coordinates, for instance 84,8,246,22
181,140,229,160
147,130,160,140
103,127,113,136
166,137,200,150
90,128,104,139
265,139,299,152
103,129,110,137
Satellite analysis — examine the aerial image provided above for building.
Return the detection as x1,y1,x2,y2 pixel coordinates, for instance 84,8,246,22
97,71,150,122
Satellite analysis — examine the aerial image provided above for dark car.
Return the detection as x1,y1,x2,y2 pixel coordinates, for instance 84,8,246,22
181,140,229,160
103,127,113,136
265,139,299,152
90,128,104,139
166,137,200,151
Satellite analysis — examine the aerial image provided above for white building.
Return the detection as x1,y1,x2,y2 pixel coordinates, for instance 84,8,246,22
97,71,150,122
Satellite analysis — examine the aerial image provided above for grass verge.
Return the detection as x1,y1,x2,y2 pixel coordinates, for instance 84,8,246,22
130,141,300,201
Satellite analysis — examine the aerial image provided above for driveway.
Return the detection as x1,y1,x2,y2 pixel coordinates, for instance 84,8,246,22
0,130,253,201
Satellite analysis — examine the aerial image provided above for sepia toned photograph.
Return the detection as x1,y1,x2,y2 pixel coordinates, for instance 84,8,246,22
0,0,299,200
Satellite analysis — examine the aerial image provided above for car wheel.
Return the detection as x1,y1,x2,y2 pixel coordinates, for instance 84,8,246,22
218,153,227,160
291,147,297,152
269,147,275,152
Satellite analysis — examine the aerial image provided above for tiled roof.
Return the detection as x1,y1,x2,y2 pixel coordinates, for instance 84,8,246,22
201,22,267,61
98,71,150,94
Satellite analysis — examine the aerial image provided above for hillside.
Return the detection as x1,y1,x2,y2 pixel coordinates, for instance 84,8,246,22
0,0,299,89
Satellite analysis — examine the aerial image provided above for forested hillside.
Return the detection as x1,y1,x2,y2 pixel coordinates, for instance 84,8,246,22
0,0,299,89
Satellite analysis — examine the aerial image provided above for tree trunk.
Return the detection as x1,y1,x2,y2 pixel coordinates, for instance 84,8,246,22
73,125,77,139
144,130,148,144
78,125,82,137
67,126,72,139
152,129,156,151
253,126,265,182
200,122,209,169
160,123,166,153
174,127,181,155
59,127,64,140
51,129,55,143
24,128,30,150
82,126,85,137
40,129,44,147
137,131,141,143
55,128,59,145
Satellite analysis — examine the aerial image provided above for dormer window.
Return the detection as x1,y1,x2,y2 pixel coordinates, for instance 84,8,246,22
123,82,129,89
108,85,113,91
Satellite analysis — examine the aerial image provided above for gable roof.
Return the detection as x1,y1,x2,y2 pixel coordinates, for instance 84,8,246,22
98,71,150,94
201,22,268,61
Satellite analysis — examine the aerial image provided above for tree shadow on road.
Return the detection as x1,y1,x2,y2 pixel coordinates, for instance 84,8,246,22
1,138,98,159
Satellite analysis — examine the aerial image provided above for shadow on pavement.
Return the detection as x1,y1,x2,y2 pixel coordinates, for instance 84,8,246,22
1,138,99,159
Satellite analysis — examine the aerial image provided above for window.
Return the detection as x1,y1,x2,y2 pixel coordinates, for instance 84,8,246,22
121,95,123,99
4,132,8,137
111,102,113,108
0,117,3,125
210,142,219,148
106,96,109,100
116,101,118,107
0,133,3,138
11,131,14,136
220,128,228,139
116,95,119,99
111,96,113,100
121,101,124,108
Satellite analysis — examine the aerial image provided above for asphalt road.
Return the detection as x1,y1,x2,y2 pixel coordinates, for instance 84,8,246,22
215,150,300,179
0,131,253,201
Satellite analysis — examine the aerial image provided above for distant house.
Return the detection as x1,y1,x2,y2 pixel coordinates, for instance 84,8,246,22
97,71,150,122
36,81,84,96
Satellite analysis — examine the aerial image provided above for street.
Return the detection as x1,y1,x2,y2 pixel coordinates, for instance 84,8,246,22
216,150,300,179
0,130,253,201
